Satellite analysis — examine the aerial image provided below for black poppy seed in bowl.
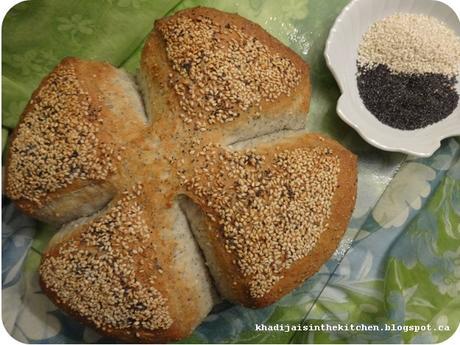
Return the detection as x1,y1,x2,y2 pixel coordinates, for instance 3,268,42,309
356,13,460,131
357,64,459,130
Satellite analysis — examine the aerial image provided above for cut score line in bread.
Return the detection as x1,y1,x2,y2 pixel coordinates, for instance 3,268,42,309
5,6,357,343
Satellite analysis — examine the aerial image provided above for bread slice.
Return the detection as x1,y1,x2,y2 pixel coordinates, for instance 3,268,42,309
4,58,146,224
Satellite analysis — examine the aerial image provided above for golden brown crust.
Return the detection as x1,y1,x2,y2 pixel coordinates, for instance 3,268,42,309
141,6,311,142
248,134,357,307
5,58,145,223
39,267,193,344
182,133,357,307
39,187,215,343
4,58,68,212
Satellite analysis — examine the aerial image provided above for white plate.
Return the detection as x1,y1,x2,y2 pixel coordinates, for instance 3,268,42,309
325,0,460,157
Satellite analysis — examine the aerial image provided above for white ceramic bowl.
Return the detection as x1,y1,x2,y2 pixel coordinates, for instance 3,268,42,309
325,0,460,157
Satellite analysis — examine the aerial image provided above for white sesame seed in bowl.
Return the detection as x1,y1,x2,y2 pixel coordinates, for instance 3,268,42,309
325,0,460,157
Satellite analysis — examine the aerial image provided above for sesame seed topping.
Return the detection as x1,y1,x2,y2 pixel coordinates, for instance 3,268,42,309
40,184,172,331
159,15,300,127
184,144,340,298
6,62,115,206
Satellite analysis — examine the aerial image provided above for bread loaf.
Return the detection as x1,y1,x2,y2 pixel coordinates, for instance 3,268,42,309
5,7,357,343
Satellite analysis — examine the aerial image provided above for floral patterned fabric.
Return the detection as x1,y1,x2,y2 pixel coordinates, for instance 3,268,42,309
2,0,459,343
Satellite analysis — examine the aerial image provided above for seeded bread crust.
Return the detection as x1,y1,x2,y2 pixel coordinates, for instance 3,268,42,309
180,133,357,307
4,58,146,224
141,6,311,144
39,282,184,343
40,195,217,343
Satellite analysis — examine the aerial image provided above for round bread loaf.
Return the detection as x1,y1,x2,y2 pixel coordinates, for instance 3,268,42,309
5,7,357,343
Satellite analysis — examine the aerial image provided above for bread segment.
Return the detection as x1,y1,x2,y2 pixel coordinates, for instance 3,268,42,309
141,6,311,144
180,133,357,307
5,58,146,223
40,185,217,343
